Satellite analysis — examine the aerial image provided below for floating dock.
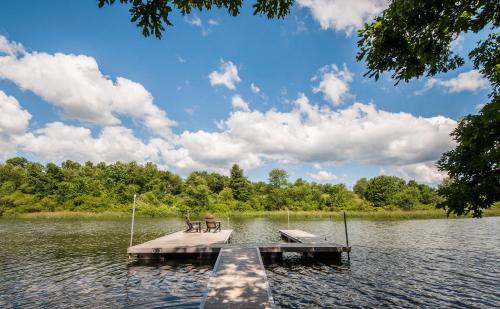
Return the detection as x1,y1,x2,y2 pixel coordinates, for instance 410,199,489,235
127,229,232,259
128,229,350,308
201,247,274,308
278,229,350,261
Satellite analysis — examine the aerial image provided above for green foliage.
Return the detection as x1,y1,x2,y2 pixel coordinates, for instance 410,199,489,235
0,157,449,216
393,186,420,210
437,98,500,217
98,0,294,39
229,164,251,201
365,175,405,207
268,168,289,187
357,0,499,84
353,177,368,198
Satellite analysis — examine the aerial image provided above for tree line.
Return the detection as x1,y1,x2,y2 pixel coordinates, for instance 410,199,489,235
0,157,445,217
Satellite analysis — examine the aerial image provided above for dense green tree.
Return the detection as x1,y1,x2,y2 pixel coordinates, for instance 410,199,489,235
437,99,500,217
268,168,289,188
353,177,369,198
229,164,251,201
6,157,28,167
365,176,405,207
393,186,420,210
357,0,499,217
98,0,294,38
357,0,498,86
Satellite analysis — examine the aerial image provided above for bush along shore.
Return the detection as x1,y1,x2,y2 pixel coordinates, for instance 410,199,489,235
1,157,498,219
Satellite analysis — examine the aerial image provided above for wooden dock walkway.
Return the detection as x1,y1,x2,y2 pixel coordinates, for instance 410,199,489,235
127,229,232,258
201,247,274,309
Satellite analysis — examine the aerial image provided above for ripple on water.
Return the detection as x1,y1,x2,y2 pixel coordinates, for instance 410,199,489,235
0,217,499,308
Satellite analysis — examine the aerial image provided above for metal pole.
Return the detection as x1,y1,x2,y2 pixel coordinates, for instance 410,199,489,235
343,211,350,262
129,194,137,247
287,208,290,229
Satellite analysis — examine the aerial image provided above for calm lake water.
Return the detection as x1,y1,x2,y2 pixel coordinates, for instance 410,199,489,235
1,216,499,308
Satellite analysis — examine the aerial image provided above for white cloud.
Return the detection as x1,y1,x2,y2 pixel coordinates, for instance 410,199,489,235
185,15,219,36
177,55,186,63
19,122,161,164
164,93,456,180
0,36,176,138
415,70,489,95
312,64,353,105
231,95,250,112
297,0,388,36
250,83,261,94
0,36,26,56
450,34,464,52
208,60,241,90
309,170,337,181
0,90,31,160
387,161,447,184
185,15,202,27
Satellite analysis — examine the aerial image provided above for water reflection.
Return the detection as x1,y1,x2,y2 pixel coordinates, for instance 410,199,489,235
0,217,499,308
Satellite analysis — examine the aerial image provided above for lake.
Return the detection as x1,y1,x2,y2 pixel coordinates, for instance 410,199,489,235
1,216,499,308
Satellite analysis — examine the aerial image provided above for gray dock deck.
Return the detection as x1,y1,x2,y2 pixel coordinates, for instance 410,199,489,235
279,229,350,252
127,229,232,256
201,247,274,309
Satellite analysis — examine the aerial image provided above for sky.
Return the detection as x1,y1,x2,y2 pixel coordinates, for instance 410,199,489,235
0,0,491,186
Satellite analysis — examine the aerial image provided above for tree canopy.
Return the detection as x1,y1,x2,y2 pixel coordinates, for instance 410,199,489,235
98,0,294,38
0,158,446,217
357,0,499,217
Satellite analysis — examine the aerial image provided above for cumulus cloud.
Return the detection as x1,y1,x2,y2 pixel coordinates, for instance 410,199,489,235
309,170,337,181
0,90,31,160
19,122,162,163
0,36,26,56
297,0,388,36
208,60,241,90
312,64,353,105
231,95,250,112
385,161,447,184
160,93,456,180
415,70,489,95
0,36,175,138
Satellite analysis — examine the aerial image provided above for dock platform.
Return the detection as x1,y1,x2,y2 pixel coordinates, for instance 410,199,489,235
127,229,232,259
278,229,350,261
129,229,350,307
201,247,274,308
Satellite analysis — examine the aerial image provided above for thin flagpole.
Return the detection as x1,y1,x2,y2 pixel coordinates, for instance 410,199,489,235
129,194,137,248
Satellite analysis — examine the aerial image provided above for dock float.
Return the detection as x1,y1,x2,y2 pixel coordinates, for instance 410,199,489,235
201,247,274,308
278,229,350,261
127,229,232,259
129,229,350,308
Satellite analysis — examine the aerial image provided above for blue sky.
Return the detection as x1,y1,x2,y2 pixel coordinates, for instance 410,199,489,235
0,1,491,186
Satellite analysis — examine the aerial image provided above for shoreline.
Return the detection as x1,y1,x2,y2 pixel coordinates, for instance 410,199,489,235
2,208,500,220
